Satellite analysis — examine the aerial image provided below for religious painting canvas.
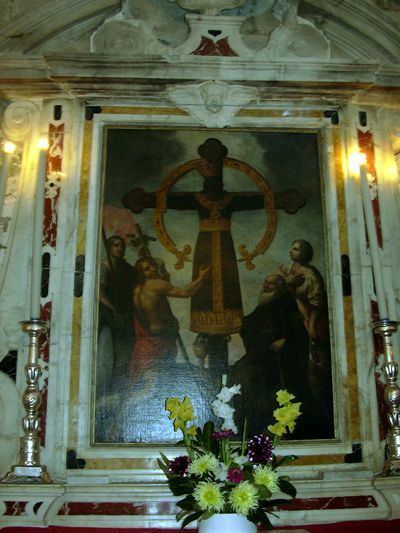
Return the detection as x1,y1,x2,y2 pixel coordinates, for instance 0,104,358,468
93,127,334,445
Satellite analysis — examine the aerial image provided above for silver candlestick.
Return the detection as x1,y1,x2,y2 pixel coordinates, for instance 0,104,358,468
1,319,51,483
372,319,400,475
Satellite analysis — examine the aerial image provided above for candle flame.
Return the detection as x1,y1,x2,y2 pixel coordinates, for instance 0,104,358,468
349,153,366,173
38,139,49,150
4,142,15,153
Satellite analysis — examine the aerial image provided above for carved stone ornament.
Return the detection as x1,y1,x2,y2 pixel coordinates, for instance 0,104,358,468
380,109,400,153
167,0,246,16
91,19,170,55
3,322,24,351
173,14,253,56
167,81,258,128
257,22,330,60
1,101,39,143
383,110,400,139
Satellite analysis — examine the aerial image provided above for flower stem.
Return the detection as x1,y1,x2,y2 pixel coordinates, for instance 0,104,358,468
241,418,247,457
183,422,195,462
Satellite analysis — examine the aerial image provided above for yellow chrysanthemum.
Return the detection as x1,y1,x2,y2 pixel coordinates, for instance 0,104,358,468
186,424,197,436
193,482,225,511
267,422,287,436
253,466,279,495
188,453,219,475
228,481,259,516
276,390,295,406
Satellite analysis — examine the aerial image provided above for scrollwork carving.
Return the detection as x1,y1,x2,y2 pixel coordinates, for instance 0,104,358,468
258,23,330,60
384,110,400,139
1,101,39,143
91,20,170,56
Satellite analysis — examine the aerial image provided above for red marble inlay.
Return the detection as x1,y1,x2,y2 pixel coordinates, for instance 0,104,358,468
37,251,53,447
191,36,238,56
56,496,377,517
357,129,382,247
3,501,28,516
57,501,179,516
39,301,52,363
43,123,64,248
273,495,378,511
357,129,387,440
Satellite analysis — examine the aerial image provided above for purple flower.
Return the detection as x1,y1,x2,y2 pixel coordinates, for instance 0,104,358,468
167,455,190,476
247,435,274,464
211,430,233,440
227,467,244,483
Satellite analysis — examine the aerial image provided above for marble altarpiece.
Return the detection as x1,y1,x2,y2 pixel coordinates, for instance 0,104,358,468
0,0,400,529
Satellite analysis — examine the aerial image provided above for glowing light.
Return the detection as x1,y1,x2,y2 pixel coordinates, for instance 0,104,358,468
349,152,366,173
37,139,49,150
4,142,15,153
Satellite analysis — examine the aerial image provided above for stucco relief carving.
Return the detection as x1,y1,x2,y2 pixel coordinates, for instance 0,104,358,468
167,0,246,16
91,20,171,55
167,81,258,128
257,21,330,59
3,322,24,352
380,109,400,154
1,101,39,143
384,110,400,138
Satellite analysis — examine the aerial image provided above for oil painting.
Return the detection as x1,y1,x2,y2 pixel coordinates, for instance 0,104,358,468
93,128,334,444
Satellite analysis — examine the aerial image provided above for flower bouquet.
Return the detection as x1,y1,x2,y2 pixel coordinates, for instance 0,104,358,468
158,376,301,530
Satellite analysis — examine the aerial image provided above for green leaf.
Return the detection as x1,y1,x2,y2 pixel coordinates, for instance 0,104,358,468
167,478,194,496
181,511,203,529
177,495,196,511
263,498,291,508
242,470,254,482
196,426,203,445
203,421,215,452
275,455,298,468
278,478,297,499
157,458,168,474
201,510,215,520
255,485,272,500
248,509,273,530
159,452,170,466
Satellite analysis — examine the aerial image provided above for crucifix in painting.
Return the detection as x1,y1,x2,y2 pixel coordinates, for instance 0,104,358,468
123,138,304,375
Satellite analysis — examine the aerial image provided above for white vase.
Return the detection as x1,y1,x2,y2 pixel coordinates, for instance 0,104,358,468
198,513,257,533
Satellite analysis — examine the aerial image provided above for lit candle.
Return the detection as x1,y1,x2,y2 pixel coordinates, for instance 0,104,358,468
358,154,388,319
0,142,15,218
31,139,49,319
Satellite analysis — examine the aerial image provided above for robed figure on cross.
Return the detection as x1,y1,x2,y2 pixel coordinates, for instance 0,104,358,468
123,138,305,373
